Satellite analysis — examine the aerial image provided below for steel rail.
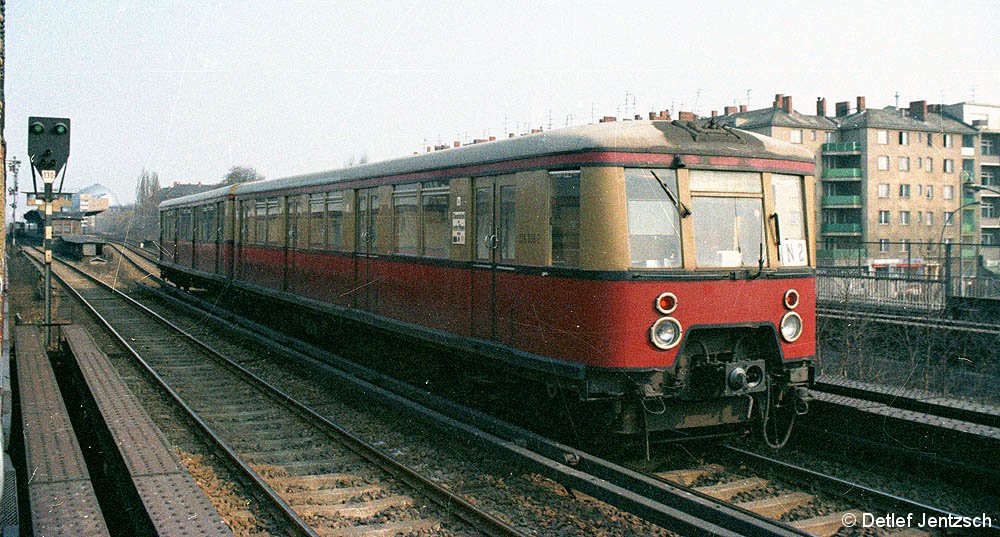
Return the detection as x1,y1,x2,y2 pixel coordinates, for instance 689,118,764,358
21,248,322,537
818,306,1000,335
141,280,810,537
26,247,528,537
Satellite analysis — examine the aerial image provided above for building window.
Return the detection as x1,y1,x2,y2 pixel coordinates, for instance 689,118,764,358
917,211,923,223
917,185,923,196
900,239,910,252
926,211,933,226
899,184,910,198
899,211,910,225
943,185,954,200
810,130,817,141
927,133,933,146
962,134,976,148
917,157,922,169
944,134,953,148
877,130,888,144
983,202,996,219
984,138,995,155
790,129,803,144
984,170,996,186
879,239,889,252
926,185,933,199
825,131,834,143
944,212,954,226
918,132,923,143
944,159,954,173
898,156,910,171
899,131,909,145
877,155,890,170
926,157,933,172
879,210,890,225
877,183,890,198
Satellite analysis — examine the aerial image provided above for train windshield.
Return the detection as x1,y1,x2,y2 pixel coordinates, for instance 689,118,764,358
690,170,767,268
626,168,682,268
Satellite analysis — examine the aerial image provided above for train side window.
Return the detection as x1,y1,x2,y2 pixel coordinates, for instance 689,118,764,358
393,184,419,255
200,206,216,241
241,201,253,244
499,185,516,262
179,208,192,241
422,181,450,258
254,199,267,244
266,197,282,246
309,193,326,247
771,174,808,267
549,171,580,267
625,168,682,268
327,192,345,249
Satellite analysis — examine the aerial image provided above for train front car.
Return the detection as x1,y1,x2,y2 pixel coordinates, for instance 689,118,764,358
564,121,816,444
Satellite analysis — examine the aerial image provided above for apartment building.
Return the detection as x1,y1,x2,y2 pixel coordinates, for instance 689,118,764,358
716,95,978,271
942,102,1000,247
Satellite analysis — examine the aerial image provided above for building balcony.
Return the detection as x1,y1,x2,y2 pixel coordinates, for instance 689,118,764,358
821,222,863,234
821,142,861,153
962,223,976,233
822,167,863,179
981,216,1000,228
982,154,1000,166
817,248,865,260
822,195,862,207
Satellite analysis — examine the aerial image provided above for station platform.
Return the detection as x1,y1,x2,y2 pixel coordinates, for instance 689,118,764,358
13,325,110,536
62,325,231,536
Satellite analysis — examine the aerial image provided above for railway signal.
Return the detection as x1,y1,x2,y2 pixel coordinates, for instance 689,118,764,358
27,116,71,347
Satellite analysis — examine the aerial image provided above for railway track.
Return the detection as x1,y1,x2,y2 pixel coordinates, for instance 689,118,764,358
106,245,999,536
818,305,1000,335
25,247,524,537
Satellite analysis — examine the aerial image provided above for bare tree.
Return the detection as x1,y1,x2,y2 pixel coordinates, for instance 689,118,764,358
221,165,264,186
133,169,161,240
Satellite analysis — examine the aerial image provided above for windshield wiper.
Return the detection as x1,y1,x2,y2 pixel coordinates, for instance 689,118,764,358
749,242,765,280
650,170,691,218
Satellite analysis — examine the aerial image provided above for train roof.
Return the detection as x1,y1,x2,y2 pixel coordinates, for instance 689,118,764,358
161,120,814,209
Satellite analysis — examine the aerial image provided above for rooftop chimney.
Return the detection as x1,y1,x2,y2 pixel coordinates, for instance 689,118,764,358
739,105,747,113
816,97,827,117
453,140,461,148
724,106,737,115
909,100,927,121
773,94,784,109
711,110,718,117
856,96,866,112
489,135,496,141
599,116,617,123
781,96,793,113
678,111,698,122
835,101,850,117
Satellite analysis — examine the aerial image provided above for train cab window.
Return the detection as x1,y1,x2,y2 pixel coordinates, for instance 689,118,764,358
422,181,450,258
689,170,766,268
326,193,345,249
625,168,682,268
394,184,419,255
550,171,580,267
309,193,326,247
771,175,808,266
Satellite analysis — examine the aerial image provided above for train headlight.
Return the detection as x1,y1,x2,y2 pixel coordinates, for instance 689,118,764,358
650,317,683,350
784,289,800,310
654,292,678,314
780,312,803,342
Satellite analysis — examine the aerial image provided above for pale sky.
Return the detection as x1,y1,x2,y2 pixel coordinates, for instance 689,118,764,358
7,1,1000,208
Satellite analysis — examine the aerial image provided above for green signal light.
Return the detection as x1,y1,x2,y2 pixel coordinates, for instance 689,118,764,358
54,123,68,135
30,122,45,135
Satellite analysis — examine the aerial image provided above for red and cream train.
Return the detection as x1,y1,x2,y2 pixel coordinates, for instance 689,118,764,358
159,119,816,437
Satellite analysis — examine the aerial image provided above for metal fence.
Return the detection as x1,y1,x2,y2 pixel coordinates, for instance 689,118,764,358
816,241,1000,310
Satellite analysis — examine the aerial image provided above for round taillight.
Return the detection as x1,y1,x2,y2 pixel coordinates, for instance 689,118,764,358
655,292,678,315
784,289,799,310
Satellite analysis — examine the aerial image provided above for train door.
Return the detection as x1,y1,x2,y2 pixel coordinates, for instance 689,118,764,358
471,175,517,340
355,188,380,311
